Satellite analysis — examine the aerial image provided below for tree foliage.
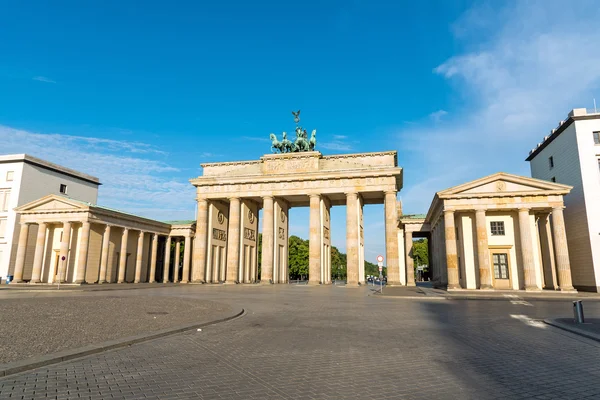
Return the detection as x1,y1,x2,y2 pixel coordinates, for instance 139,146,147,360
412,238,429,267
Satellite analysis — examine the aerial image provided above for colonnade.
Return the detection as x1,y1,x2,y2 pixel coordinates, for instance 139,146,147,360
11,220,194,284
429,206,574,291
192,190,400,285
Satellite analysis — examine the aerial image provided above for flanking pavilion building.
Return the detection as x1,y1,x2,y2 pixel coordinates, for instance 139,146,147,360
400,172,576,291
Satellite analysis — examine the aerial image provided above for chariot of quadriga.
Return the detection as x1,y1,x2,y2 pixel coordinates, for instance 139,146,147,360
270,110,317,153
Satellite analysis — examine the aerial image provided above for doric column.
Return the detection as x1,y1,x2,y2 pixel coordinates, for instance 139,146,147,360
148,233,158,283
173,238,181,283
74,221,91,284
58,221,72,283
346,192,359,285
384,191,401,285
98,225,111,283
261,196,274,283
405,229,415,286
134,231,145,283
182,235,191,283
163,236,172,283
13,222,31,283
475,210,492,289
518,208,537,290
226,197,241,284
192,198,208,282
444,210,459,289
309,194,322,285
551,206,575,291
118,228,129,283
30,222,48,283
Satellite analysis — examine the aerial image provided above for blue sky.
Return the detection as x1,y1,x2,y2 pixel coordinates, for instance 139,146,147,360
2,0,600,262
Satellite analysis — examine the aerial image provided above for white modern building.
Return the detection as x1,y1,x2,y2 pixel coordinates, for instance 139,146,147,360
527,108,600,292
0,154,100,281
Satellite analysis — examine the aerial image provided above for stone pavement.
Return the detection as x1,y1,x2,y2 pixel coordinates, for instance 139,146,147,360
1,285,600,399
0,291,232,364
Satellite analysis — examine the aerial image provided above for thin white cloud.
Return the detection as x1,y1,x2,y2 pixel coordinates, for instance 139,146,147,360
398,0,600,214
332,134,348,140
32,76,56,84
429,110,448,122
319,141,353,152
0,125,195,221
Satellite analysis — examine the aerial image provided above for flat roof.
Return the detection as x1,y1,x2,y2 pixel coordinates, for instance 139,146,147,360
525,108,600,161
0,154,101,185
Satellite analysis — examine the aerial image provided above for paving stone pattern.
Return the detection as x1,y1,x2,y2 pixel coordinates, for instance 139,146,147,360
1,285,600,399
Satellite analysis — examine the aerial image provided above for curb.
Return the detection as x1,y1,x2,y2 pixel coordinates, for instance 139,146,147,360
0,308,245,378
543,319,600,342
0,283,184,293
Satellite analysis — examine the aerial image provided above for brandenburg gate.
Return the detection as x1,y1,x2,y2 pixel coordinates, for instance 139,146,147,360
190,113,403,285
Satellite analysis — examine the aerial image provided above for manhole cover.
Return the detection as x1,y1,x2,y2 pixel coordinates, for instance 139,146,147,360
147,311,169,315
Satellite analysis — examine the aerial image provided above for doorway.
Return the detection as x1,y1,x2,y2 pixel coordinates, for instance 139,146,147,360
491,252,511,289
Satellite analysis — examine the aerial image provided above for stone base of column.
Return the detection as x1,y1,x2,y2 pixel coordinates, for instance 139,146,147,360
525,286,542,292
259,280,273,285
223,280,237,285
345,282,361,287
181,280,189,284
74,280,87,284
447,283,460,290
560,286,577,293
29,279,41,284
386,281,403,287
191,279,205,283
117,281,125,284
480,284,494,290
307,281,321,286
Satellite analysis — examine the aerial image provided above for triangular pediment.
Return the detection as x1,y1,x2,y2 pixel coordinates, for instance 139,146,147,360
438,173,572,197
15,194,91,212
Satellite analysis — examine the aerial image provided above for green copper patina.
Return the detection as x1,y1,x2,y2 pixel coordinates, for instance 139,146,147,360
270,110,317,153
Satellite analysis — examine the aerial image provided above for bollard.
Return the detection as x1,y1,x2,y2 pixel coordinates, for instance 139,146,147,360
573,300,585,323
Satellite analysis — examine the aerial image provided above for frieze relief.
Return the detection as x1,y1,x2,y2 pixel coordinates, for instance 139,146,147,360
212,228,227,241
323,226,330,240
200,176,396,196
244,228,256,241
278,227,286,240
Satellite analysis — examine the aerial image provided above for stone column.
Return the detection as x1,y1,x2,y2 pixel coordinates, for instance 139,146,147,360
518,208,537,290
475,210,492,289
444,210,459,289
309,194,322,285
226,197,241,284
173,238,181,283
58,221,72,283
182,235,191,283
346,192,359,285
134,231,145,283
384,191,401,285
74,221,91,284
193,198,208,282
13,223,31,283
538,213,558,289
149,233,158,283
98,225,111,283
163,236,171,283
551,206,575,291
261,196,274,284
118,228,129,283
30,222,48,283
405,230,415,286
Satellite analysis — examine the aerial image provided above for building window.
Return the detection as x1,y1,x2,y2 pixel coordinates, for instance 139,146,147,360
490,221,505,236
0,190,10,212
548,156,554,169
551,177,556,182
59,184,68,194
594,131,600,145
0,218,6,238
5,171,14,181
493,253,509,279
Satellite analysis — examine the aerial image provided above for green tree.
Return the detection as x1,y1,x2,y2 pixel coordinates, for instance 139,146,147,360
288,235,309,279
412,238,429,268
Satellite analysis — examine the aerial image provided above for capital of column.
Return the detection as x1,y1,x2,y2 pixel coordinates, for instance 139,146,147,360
228,196,240,201
552,205,565,212
384,190,397,195
443,209,455,216
263,195,274,200
138,230,145,237
518,207,531,213
309,193,321,199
